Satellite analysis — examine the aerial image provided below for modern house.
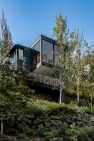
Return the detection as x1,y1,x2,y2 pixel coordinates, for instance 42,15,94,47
7,35,77,103
8,35,59,74
31,35,58,75
8,35,59,89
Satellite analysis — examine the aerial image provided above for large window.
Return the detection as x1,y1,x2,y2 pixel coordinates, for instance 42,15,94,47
10,52,16,64
33,41,41,66
19,49,23,60
42,40,53,64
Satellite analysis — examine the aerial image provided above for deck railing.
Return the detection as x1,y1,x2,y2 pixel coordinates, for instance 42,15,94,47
28,72,59,88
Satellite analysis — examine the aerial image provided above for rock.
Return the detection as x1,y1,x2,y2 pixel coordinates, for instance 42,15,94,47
50,125,59,131
44,121,51,127
75,121,85,127
31,137,45,141
51,116,61,120
37,124,44,131
90,116,94,123
50,137,63,141
34,118,42,125
51,120,62,127
63,137,78,141
70,123,76,128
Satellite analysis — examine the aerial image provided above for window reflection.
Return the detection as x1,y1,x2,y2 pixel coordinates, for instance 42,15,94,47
42,40,53,64
33,41,40,66
10,52,16,64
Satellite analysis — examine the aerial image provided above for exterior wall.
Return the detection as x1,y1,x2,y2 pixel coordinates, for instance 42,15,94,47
9,45,34,71
17,47,34,71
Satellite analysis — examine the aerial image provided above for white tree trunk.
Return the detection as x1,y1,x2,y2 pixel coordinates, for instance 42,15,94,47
1,118,3,133
77,77,80,103
59,86,62,104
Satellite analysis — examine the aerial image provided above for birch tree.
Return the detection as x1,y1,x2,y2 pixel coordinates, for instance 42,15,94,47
53,14,69,103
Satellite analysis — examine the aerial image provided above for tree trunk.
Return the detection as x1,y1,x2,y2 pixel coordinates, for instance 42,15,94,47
1,118,3,133
77,77,80,103
91,95,93,110
59,86,62,104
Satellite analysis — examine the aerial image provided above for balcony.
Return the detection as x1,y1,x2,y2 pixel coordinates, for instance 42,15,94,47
28,72,59,88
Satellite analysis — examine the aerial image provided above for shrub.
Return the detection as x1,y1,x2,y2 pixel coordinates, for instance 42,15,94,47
54,123,68,137
77,128,88,141
86,127,94,140
38,128,49,137
16,133,28,140
43,132,54,141
62,104,77,114
65,129,79,137
0,132,6,138
47,103,65,115
23,127,37,137
30,101,47,116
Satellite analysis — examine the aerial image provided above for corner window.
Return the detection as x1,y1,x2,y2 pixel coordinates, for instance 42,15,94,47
10,53,16,64
33,41,41,65
42,40,53,64
19,49,23,60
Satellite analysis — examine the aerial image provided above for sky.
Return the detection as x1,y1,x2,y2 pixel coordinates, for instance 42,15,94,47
0,0,94,46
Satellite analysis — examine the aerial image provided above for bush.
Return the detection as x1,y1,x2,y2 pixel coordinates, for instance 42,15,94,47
43,132,54,141
16,133,28,140
30,101,47,116
77,127,94,141
77,128,89,141
62,104,77,114
47,103,65,115
0,132,6,138
23,127,37,137
65,129,79,137
86,127,94,140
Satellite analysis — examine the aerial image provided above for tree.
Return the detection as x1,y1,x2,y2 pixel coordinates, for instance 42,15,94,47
53,14,92,104
0,12,13,58
53,14,69,103
0,62,32,133
0,62,15,133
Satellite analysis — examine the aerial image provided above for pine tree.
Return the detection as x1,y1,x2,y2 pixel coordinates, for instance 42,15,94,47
0,12,13,57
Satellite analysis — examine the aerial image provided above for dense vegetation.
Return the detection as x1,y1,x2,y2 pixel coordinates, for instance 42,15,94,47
0,12,94,140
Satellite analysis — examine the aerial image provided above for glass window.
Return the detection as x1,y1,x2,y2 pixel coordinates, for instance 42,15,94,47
19,49,23,60
33,41,41,65
10,53,16,64
42,40,53,64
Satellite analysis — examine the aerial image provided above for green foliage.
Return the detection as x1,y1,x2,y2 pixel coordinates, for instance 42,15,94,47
30,100,47,116
47,103,64,115
77,128,89,141
0,12,13,57
65,129,79,137
47,103,77,115
0,132,6,138
16,133,28,140
87,127,94,140
43,132,54,140
22,127,37,137
54,123,68,137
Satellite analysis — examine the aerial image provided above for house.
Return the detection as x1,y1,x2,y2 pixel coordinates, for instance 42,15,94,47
8,35,59,89
8,35,59,74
